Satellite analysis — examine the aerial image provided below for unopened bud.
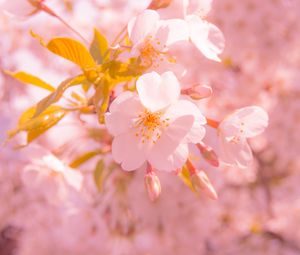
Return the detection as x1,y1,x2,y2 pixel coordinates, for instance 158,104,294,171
144,172,161,202
182,85,212,100
191,171,218,200
147,0,173,10
197,142,219,167
28,0,44,7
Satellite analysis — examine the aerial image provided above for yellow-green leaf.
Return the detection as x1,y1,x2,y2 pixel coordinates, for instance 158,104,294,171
34,75,86,117
47,37,96,69
90,28,110,64
93,78,110,123
18,106,36,125
4,71,55,92
7,105,66,143
94,160,105,192
102,59,143,85
69,150,102,168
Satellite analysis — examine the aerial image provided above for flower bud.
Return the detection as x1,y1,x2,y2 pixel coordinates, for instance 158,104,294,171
191,170,218,200
197,142,219,167
2,0,42,17
144,172,161,202
182,85,212,100
147,0,173,10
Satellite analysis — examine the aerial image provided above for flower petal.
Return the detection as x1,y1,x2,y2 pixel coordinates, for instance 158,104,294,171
112,130,147,171
106,92,143,136
185,0,213,17
149,143,189,172
155,19,189,49
219,136,253,168
109,91,143,114
148,115,194,171
233,106,269,137
105,111,133,136
136,71,180,112
127,10,160,45
165,99,206,144
187,14,225,62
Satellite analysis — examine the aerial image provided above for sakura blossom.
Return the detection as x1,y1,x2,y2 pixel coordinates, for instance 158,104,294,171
127,9,189,67
218,106,269,168
1,0,299,254
105,71,206,171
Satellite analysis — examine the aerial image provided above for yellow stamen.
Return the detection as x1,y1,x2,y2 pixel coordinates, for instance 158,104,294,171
133,109,169,144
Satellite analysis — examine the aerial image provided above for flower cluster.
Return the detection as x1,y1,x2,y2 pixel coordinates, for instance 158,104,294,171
5,1,299,254
1,0,268,202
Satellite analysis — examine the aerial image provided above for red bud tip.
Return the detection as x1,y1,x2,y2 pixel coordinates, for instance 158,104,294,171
147,0,173,10
197,142,219,167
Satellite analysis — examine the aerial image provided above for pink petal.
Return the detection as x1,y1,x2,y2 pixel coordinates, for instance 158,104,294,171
106,92,143,136
155,19,189,49
105,111,133,136
149,143,189,172
148,115,194,171
185,0,213,17
136,71,180,112
112,130,147,171
109,91,143,114
218,115,240,140
219,137,253,168
128,10,160,45
187,14,225,62
165,99,206,144
233,106,269,138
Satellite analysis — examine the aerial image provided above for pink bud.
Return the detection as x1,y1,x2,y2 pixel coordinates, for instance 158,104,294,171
147,0,173,10
2,0,42,17
197,142,219,167
191,171,218,200
28,0,44,7
182,85,212,100
144,172,161,202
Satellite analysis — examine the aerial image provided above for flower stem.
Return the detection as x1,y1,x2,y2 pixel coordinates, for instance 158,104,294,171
40,3,89,44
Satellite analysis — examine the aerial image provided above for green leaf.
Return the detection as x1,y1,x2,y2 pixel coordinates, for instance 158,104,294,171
7,105,66,143
34,75,86,117
69,150,102,168
47,37,96,69
4,71,55,92
89,28,110,64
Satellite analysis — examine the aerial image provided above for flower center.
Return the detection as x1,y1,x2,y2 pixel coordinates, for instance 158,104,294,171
139,36,175,68
133,109,170,144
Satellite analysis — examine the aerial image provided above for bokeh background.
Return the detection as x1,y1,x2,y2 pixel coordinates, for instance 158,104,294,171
0,0,299,254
